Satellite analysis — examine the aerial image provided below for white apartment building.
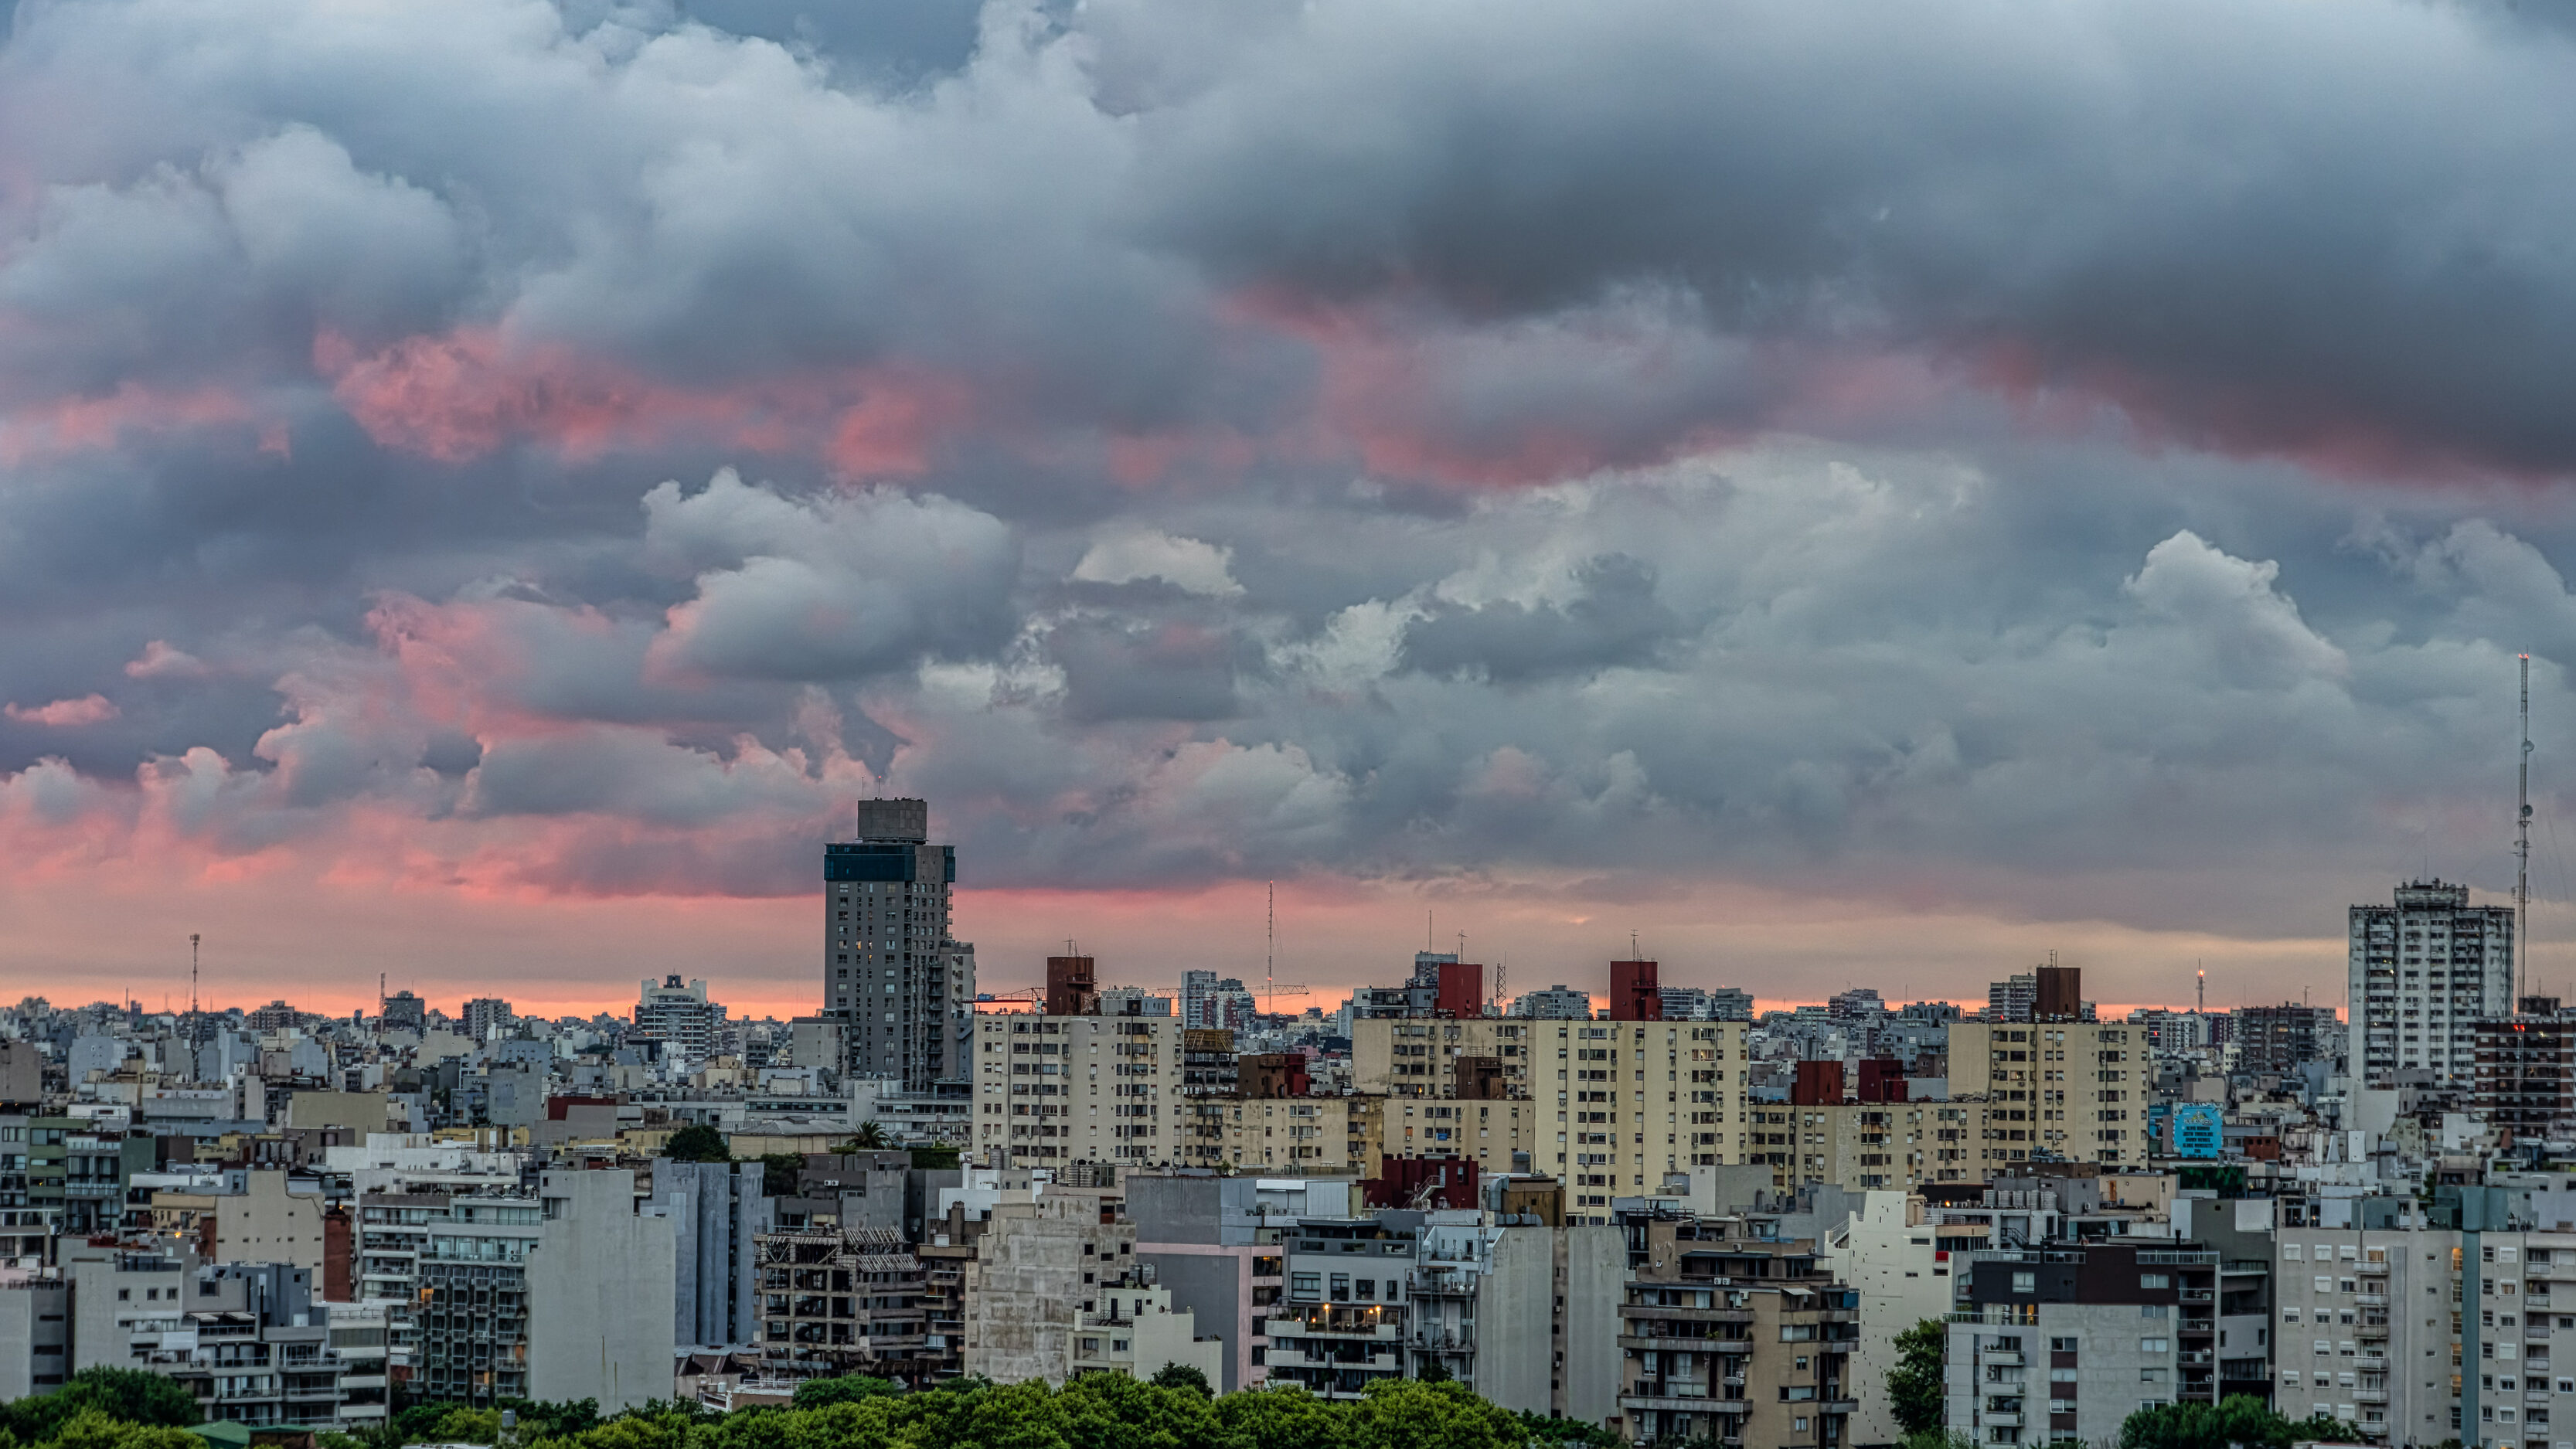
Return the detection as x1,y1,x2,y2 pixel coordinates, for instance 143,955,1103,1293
2350,879,2515,1088
974,1014,1183,1164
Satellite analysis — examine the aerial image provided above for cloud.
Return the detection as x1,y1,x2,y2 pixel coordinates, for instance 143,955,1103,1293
124,641,212,680
643,468,1020,682
1071,529,1244,597
4,695,120,727
17,0,2576,1009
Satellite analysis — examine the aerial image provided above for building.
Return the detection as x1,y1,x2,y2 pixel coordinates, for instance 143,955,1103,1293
2350,878,2515,1088
1947,1240,2200,1449
824,798,976,1092
247,1001,301,1032
1540,1021,1749,1207
0,1280,67,1398
754,1223,929,1383
410,1170,675,1410
460,998,512,1042
2235,1002,2341,1077
975,1013,1183,1164
1349,1017,1540,1099
633,977,725,1062
2477,997,2576,1145
1129,1174,1351,1393
649,1158,774,1351
1513,986,1595,1020
1615,1206,1860,1447
66,1251,383,1429
962,1192,1217,1386
1988,973,2037,1023
1182,972,1258,1032
1947,978,2145,1168
379,992,426,1032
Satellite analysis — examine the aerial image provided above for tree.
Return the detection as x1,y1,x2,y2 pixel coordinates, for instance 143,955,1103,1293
851,1121,889,1150
1148,1362,1213,1396
1889,1318,1947,1437
758,1153,805,1198
661,1124,730,1162
6,1367,205,1437
790,1376,903,1409
2118,1393,2360,1449
1518,1411,1622,1448
44,1410,203,1449
908,1144,958,1171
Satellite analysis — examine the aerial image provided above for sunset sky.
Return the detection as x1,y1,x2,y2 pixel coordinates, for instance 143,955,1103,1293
7,0,2576,1020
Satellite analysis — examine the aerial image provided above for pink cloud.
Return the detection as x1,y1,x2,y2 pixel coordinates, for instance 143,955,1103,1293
124,641,212,680
5,694,120,727
315,326,968,478
0,383,271,466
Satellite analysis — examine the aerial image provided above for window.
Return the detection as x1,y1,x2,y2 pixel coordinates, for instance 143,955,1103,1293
2051,1338,2078,1353
1289,1273,1319,1298
2141,1338,2169,1352
2141,1274,2171,1290
2013,1272,2036,1293
2315,1277,2334,1292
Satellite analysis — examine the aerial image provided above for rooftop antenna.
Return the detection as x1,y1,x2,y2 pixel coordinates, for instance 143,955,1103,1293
2521,652,2534,1004
1267,881,1274,1011
2197,962,2204,1013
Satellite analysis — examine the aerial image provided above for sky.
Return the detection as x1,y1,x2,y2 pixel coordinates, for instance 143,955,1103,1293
7,0,2576,1019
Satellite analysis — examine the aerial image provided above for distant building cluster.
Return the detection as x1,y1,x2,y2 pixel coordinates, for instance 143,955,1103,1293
1,804,2558,1448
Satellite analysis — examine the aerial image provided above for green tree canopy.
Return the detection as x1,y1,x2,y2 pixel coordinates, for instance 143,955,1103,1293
789,1376,903,1409
1888,1318,1947,1438
661,1124,730,1162
2119,1394,2362,1449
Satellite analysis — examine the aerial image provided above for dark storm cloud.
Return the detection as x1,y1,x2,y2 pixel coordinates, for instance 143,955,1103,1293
12,0,2576,953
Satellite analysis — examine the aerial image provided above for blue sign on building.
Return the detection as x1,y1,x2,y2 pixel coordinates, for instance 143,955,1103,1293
2172,1100,2224,1158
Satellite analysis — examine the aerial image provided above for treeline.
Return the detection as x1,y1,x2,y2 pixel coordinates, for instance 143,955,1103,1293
6,1369,1624,1449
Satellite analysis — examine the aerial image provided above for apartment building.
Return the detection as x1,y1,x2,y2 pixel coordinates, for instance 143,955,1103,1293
1130,1175,1343,1392
1615,1209,1860,1448
1540,1021,1749,1209
410,1170,674,1411
961,1192,1217,1386
1948,1018,2146,1168
66,1251,373,1428
0,1280,67,1398
2350,879,2515,1088
1407,1214,1556,1414
1946,1240,2200,1449
1747,1100,1939,1192
974,1014,1183,1164
646,1158,772,1352
1265,1213,1421,1399
1349,1018,1540,1098
754,1223,930,1383
2476,998,2576,1145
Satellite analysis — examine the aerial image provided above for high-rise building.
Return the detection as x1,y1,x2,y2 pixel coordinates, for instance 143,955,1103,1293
2349,879,2514,1087
822,798,976,1091
632,976,725,1062
2232,1002,2338,1077
1947,971,2145,1168
2474,995,2576,1145
380,991,427,1032
461,998,513,1041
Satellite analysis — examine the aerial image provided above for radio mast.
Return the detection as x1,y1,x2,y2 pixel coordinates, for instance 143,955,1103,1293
2520,653,2533,1003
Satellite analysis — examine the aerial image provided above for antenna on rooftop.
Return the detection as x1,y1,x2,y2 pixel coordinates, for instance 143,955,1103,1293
2520,652,2535,1004
2197,962,2204,1013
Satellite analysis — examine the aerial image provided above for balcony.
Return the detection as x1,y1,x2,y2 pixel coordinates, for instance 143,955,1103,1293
2356,1390,2389,1405
2357,1294,2389,1308
2357,1355,2389,1371
1984,1413,2023,1428
1983,1351,2025,1367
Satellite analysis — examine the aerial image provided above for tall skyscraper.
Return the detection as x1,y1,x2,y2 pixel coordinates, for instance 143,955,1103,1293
2349,878,2513,1087
823,799,976,1091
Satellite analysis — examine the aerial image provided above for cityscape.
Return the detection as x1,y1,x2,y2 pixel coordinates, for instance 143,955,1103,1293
0,795,2559,1449
9,2,2576,1449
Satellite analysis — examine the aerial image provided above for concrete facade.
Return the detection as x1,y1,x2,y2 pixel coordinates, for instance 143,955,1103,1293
648,1158,773,1351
